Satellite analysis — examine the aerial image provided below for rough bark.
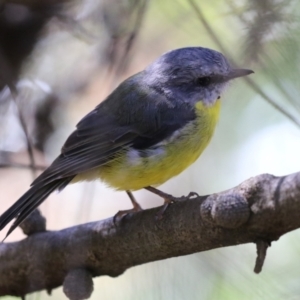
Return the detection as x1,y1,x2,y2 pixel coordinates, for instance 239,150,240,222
0,172,300,298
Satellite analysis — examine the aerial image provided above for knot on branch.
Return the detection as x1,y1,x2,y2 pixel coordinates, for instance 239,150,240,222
200,193,250,228
63,269,94,300
254,240,270,274
19,209,46,236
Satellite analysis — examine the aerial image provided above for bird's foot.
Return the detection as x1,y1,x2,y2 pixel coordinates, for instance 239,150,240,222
144,186,199,220
113,191,143,224
113,203,143,224
114,204,142,219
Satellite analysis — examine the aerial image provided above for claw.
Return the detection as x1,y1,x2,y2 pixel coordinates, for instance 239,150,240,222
155,203,169,220
113,191,143,225
187,192,199,199
113,206,143,224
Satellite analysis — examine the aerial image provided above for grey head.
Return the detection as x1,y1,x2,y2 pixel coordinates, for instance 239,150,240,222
144,47,253,106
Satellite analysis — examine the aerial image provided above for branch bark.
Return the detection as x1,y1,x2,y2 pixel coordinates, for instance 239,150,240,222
1,171,300,298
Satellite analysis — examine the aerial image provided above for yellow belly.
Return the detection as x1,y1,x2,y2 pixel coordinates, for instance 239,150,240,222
76,100,221,191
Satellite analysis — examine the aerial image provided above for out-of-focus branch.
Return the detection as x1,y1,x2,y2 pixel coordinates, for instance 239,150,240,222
3,0,68,7
188,0,300,128
0,162,46,170
1,171,300,299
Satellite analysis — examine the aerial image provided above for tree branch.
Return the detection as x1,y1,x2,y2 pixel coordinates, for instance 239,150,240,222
1,171,300,298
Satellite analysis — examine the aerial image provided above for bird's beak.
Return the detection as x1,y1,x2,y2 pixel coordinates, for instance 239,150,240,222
227,68,254,80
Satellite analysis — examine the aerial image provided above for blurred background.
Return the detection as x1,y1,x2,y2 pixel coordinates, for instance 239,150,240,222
1,0,300,299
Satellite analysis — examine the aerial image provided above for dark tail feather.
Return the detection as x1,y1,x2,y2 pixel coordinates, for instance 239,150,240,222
0,177,73,239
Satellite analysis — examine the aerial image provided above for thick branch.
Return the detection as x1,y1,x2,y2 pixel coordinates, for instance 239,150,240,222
1,172,300,297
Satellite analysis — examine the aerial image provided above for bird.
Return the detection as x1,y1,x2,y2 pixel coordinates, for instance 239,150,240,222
0,47,253,237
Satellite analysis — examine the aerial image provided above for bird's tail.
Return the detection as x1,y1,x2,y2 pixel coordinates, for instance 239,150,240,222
0,177,73,238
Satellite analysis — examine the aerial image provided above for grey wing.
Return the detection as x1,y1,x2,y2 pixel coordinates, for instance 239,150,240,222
31,108,138,186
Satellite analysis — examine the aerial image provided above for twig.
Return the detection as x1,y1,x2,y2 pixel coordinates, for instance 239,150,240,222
0,162,47,170
188,0,300,128
10,92,38,179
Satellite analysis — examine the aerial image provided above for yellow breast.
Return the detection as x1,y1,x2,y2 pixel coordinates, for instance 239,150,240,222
93,99,221,191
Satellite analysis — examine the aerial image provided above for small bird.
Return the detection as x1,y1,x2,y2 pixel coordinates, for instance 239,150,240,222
0,47,253,237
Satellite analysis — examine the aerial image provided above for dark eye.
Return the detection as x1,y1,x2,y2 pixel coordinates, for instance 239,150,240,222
197,76,211,86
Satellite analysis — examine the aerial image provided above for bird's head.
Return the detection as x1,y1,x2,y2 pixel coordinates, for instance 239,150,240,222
144,47,253,106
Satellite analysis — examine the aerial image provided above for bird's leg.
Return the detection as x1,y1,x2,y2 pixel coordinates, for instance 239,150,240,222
144,186,199,220
144,186,178,203
126,191,143,211
113,191,143,223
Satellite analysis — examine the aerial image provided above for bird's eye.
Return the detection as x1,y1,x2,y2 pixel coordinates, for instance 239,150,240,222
197,76,211,86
